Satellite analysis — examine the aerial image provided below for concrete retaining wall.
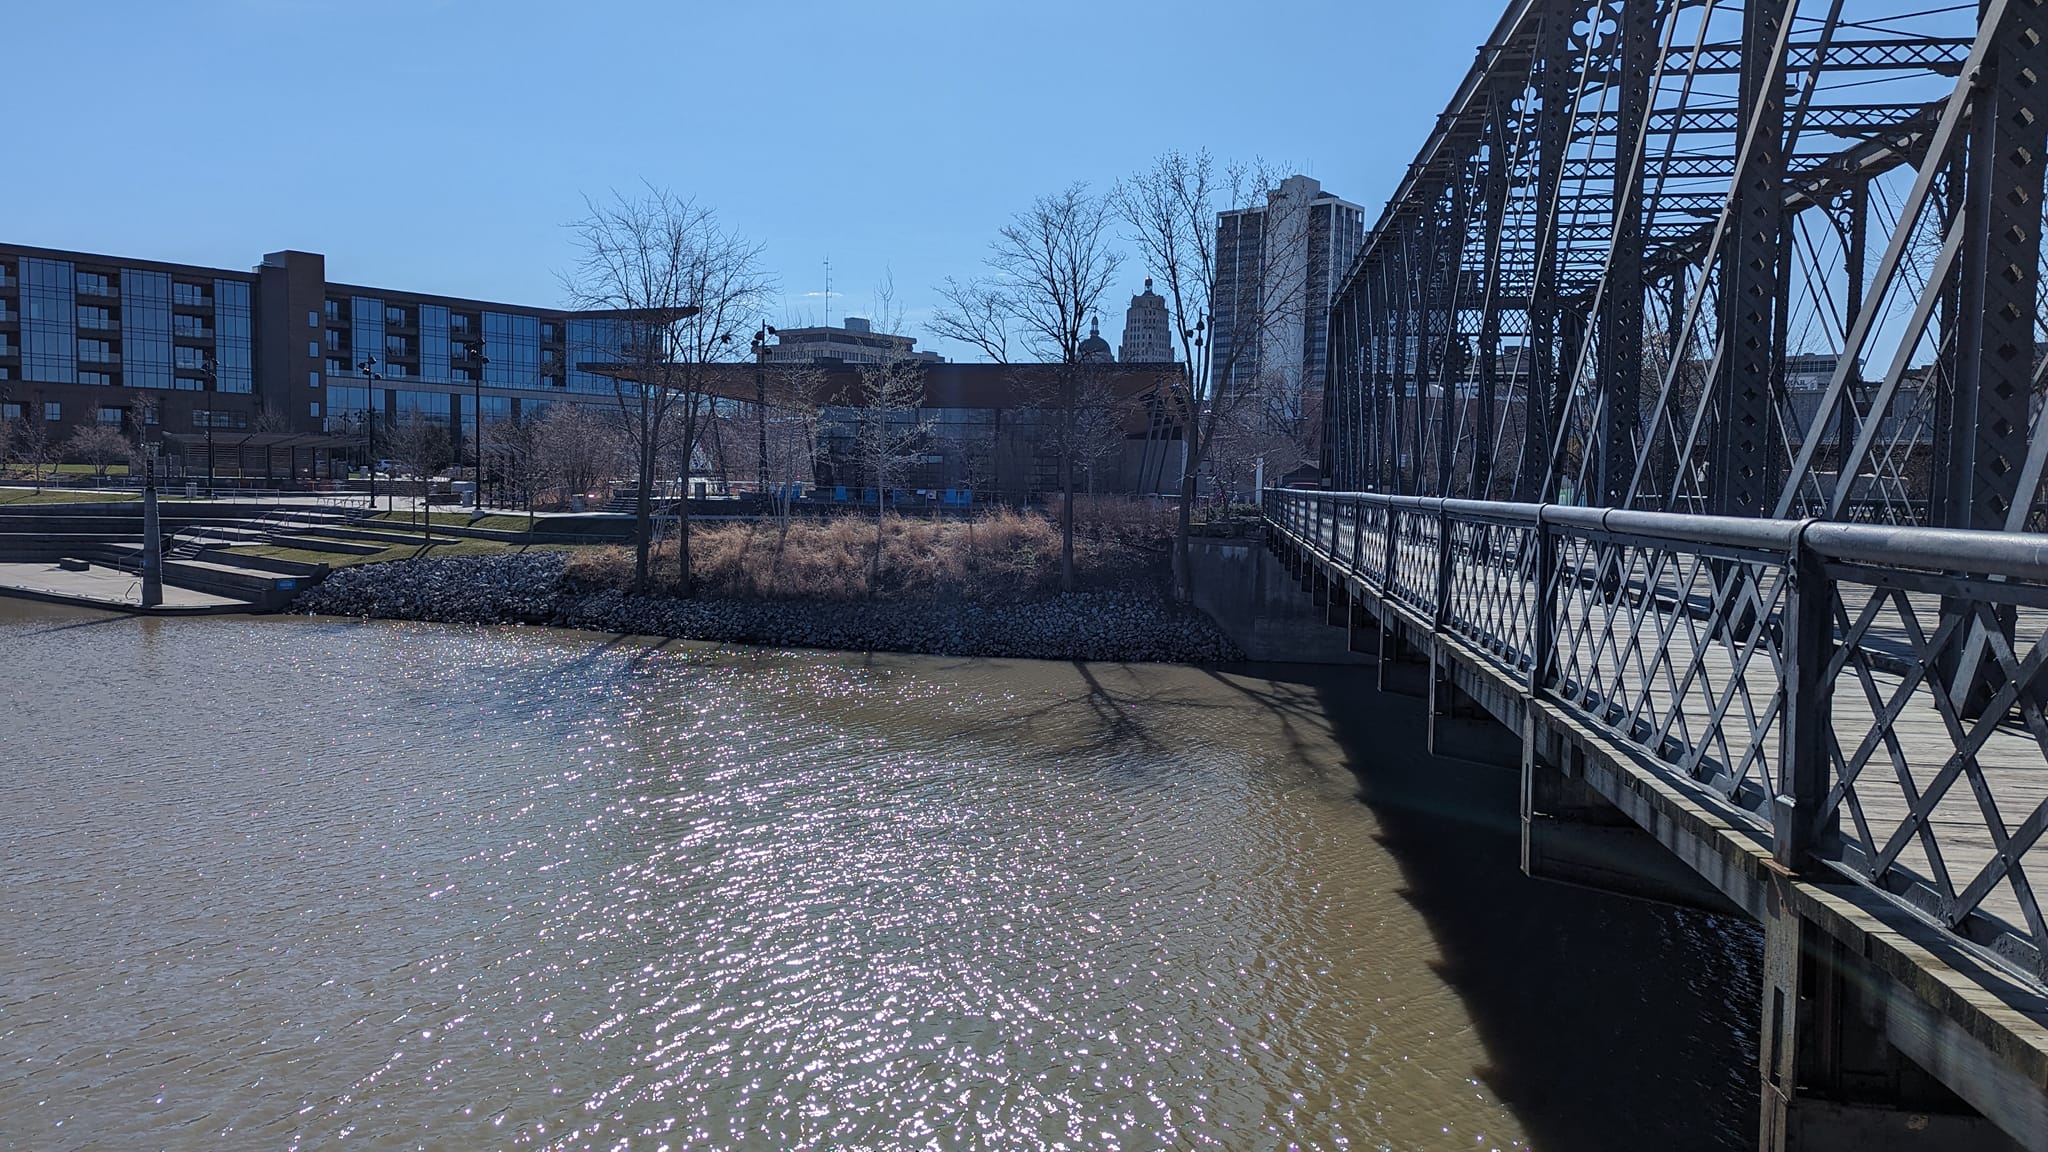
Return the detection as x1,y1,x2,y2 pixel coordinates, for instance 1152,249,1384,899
1186,536,1372,664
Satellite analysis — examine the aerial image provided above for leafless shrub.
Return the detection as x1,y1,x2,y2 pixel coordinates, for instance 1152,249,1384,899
563,508,1162,602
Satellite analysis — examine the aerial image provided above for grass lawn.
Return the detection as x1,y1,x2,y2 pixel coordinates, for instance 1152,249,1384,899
0,489,141,505
225,538,575,569
372,511,537,532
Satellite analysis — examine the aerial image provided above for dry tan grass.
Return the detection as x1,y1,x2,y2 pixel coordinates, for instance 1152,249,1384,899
564,509,1164,601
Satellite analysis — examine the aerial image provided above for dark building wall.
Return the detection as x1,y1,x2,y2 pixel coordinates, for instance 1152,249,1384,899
255,250,327,432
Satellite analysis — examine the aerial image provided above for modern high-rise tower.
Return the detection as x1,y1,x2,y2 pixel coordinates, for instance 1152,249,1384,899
1208,175,1364,418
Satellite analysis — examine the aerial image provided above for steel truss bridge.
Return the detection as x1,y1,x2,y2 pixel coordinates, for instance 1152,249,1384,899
1291,0,2048,1146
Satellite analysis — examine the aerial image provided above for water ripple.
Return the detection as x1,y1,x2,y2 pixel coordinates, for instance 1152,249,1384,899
0,608,1755,1150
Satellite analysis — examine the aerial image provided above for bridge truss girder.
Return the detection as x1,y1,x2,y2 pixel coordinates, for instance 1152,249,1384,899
1322,0,2045,532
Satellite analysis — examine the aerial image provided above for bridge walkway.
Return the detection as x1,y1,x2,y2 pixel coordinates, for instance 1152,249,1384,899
1267,489,2048,1149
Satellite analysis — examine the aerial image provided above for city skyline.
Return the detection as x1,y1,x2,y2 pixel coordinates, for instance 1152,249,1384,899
0,0,1502,361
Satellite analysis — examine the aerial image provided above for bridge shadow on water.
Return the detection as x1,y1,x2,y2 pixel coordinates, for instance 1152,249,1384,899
1226,662,1764,1152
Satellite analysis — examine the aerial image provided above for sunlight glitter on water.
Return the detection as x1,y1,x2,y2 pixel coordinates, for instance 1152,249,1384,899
0,606,1756,1150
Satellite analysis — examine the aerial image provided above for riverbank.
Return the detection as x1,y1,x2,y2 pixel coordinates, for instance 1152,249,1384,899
293,550,1243,662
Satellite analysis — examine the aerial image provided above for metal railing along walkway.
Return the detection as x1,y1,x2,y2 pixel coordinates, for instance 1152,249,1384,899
1267,487,2048,990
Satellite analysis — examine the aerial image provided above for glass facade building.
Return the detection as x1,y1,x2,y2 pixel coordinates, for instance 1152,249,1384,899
214,280,253,393
120,270,173,390
22,257,77,385
0,242,800,475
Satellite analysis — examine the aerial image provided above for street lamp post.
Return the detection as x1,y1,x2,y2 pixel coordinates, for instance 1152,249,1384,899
465,339,489,515
140,440,162,608
750,323,776,501
358,356,383,511
199,354,219,497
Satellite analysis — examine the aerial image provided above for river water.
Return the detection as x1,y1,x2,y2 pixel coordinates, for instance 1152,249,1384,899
0,601,1760,1150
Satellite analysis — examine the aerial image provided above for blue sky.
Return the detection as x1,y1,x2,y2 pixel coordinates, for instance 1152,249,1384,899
4,0,1502,359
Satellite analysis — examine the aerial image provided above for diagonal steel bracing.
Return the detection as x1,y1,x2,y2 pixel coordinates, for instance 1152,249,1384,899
1323,0,2032,531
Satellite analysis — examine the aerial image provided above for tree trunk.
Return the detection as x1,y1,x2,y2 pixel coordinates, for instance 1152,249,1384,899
1172,414,1214,604
872,481,885,591
1173,465,1198,602
676,492,693,598
633,428,653,593
1060,378,1076,592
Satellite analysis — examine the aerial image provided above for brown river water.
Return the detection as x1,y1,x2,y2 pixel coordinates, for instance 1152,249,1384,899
0,600,1760,1150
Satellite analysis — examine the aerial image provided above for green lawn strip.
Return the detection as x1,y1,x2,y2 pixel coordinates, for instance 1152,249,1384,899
370,511,536,532
0,489,142,505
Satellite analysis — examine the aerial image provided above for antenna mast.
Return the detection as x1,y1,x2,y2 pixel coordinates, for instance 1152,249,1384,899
823,256,833,328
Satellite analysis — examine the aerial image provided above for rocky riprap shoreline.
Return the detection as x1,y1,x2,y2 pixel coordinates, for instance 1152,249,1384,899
293,552,1243,664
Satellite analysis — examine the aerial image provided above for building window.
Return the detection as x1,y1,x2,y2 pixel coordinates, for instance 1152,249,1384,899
308,371,321,389
324,299,343,322
96,406,122,425
326,358,347,375
45,402,60,422
308,341,320,358
75,271,112,296
174,345,208,369
172,282,211,307
0,401,21,420
77,305,111,329
79,371,113,386
212,280,253,393
308,310,320,329
78,339,114,362
385,306,404,326
309,401,321,418
143,405,159,425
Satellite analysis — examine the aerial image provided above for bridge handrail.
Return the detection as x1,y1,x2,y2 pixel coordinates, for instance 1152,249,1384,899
1266,486,2048,991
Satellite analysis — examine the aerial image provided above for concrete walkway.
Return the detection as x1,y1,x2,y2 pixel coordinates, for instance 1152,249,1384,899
0,562,251,615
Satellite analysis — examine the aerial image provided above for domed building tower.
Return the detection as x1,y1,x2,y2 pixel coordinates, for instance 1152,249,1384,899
1078,315,1114,363
1119,277,1174,362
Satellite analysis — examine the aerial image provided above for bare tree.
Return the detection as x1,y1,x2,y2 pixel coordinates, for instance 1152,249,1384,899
0,412,15,481
566,186,770,594
530,403,621,510
17,412,50,491
1114,151,1312,599
1070,362,1135,495
855,291,936,587
65,423,129,482
761,362,826,524
929,276,1013,363
252,403,292,433
982,182,1124,590
487,413,540,527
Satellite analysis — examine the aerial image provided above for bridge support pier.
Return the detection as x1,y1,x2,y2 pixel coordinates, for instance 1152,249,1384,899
1427,653,1521,767
1520,713,1741,915
1346,596,1378,657
1376,626,1429,698
1760,880,2022,1151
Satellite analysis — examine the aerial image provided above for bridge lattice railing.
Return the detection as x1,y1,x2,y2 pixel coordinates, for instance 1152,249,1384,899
1267,487,2048,987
